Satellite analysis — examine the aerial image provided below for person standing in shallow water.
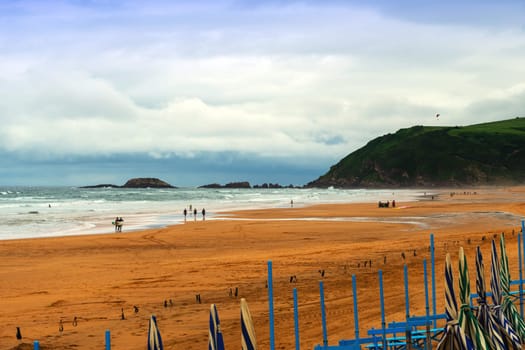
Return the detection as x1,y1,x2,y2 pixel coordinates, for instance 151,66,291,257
193,208,197,221
183,208,187,222
202,208,205,221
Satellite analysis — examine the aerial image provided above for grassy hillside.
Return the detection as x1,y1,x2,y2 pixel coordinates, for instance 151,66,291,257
307,117,525,188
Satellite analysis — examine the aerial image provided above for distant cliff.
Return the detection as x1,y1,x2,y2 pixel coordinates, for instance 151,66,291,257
81,178,175,189
307,118,525,188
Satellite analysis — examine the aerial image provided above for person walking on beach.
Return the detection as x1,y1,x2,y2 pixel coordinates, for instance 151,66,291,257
117,217,124,232
114,217,119,232
193,208,197,221
183,208,187,222
202,208,206,221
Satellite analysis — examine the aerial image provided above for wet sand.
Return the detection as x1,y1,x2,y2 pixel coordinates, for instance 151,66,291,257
1,186,525,349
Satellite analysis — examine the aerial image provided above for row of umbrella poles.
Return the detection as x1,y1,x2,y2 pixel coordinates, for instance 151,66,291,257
437,235,525,350
147,298,257,350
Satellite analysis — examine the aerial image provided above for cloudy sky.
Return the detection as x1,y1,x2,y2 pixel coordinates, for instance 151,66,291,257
1,0,524,186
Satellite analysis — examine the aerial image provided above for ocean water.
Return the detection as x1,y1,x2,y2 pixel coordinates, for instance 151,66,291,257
0,186,426,240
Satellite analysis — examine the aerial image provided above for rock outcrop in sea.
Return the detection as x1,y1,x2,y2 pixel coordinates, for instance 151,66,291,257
81,178,175,189
199,181,251,189
122,178,174,188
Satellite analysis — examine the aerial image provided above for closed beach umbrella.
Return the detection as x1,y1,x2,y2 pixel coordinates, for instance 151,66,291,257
209,304,225,350
436,253,474,350
499,235,525,342
148,315,164,350
458,247,491,350
241,298,257,350
475,246,511,350
490,240,522,349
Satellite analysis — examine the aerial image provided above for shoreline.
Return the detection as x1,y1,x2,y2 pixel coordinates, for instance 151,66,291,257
0,186,430,241
1,186,525,349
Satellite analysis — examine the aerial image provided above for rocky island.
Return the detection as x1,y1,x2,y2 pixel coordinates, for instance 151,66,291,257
81,177,175,189
199,181,251,189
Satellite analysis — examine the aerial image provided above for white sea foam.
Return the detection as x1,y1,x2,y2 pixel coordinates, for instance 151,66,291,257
0,186,428,240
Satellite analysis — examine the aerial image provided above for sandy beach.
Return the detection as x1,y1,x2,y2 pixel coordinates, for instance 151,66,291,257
1,186,525,350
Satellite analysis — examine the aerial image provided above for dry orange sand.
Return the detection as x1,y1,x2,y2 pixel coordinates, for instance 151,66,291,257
1,187,525,350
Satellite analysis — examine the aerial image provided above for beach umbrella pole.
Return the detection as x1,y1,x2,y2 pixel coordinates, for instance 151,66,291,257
352,274,360,341
293,288,300,350
267,260,275,350
33,340,39,350
319,281,328,346
379,270,387,350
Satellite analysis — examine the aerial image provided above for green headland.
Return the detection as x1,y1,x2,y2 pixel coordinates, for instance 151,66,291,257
307,117,525,188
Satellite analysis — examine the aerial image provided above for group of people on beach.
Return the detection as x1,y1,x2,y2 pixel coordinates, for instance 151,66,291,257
378,200,395,208
183,205,206,222
114,217,124,232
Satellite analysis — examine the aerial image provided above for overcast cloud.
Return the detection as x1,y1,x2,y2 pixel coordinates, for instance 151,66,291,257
1,0,524,186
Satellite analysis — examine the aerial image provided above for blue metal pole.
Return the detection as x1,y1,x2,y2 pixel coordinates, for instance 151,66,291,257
522,220,525,317
423,259,430,350
518,233,524,317
105,329,111,350
522,220,525,275
404,264,410,321
33,340,40,350
319,281,328,346
423,259,430,318
430,233,436,328
379,270,387,350
268,260,275,350
293,288,300,350
352,274,360,341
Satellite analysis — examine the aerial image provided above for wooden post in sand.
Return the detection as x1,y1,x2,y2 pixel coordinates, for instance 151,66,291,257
267,260,276,350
